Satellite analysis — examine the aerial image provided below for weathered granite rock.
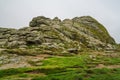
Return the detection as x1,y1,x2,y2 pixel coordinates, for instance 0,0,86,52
52,17,61,25
29,16,52,27
0,16,116,50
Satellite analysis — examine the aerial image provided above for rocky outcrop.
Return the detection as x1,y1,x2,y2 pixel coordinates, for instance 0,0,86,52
29,16,52,27
0,16,116,51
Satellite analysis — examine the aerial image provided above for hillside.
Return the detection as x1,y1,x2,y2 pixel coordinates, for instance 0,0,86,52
0,16,120,80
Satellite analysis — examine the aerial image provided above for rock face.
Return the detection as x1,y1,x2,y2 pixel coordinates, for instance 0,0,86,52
0,16,116,51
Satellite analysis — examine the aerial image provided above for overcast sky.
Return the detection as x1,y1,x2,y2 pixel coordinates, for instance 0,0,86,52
0,0,120,43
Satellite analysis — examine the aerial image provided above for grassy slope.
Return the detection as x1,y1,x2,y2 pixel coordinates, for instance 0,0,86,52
0,51,120,80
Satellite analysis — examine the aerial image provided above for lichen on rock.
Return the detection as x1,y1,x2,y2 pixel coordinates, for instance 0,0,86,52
0,16,116,51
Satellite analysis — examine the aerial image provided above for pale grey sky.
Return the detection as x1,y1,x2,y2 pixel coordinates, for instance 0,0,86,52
0,0,120,43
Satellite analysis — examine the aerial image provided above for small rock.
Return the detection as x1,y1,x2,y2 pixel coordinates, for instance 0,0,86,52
67,48,78,54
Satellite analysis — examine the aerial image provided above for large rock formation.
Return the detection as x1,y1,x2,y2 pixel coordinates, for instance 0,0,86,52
0,16,116,51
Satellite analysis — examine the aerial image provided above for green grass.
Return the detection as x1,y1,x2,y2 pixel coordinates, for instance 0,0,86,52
41,55,87,68
85,68,120,80
0,52,120,80
103,57,120,65
32,68,120,80
0,55,88,79
32,70,84,80
0,67,36,78
1,67,120,80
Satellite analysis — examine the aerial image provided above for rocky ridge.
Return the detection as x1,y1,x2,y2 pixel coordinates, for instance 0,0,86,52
0,16,116,52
